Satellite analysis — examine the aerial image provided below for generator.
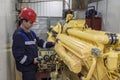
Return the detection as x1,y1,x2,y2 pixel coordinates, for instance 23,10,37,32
45,14,120,80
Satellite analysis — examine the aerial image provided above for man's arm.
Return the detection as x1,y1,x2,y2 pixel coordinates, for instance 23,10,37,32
36,37,55,48
30,30,55,48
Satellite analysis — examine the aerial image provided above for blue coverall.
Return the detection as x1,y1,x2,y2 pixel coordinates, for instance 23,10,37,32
12,27,54,80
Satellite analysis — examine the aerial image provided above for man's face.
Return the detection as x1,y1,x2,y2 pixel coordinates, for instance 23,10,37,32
23,20,33,30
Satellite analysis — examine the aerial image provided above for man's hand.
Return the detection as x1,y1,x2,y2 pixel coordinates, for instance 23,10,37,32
36,57,42,62
34,57,43,64
34,58,39,64
55,39,59,43
53,39,59,45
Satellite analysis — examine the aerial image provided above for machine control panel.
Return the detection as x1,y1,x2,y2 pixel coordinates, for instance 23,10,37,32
38,49,56,71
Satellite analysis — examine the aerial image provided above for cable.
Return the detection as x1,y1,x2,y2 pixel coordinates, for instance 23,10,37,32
19,0,63,3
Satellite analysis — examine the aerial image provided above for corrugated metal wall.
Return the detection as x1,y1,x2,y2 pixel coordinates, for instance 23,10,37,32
37,1,63,17
22,0,63,17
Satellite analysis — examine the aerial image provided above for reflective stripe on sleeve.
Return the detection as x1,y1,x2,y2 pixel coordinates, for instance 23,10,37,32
20,55,27,64
43,41,47,48
25,39,36,45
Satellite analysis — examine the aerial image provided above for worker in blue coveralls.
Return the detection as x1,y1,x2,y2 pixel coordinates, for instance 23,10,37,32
12,8,55,80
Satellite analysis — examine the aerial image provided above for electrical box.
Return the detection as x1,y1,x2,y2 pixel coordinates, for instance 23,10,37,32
86,17,102,30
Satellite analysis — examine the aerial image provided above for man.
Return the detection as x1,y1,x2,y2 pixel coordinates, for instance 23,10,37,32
12,8,55,80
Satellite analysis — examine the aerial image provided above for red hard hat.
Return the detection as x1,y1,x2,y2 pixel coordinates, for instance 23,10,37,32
19,8,37,23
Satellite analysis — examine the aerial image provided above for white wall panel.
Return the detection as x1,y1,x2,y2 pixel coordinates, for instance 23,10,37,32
0,0,16,80
88,0,120,33
106,0,120,33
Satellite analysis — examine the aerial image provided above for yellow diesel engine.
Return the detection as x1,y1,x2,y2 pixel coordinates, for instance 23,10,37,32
47,14,120,80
